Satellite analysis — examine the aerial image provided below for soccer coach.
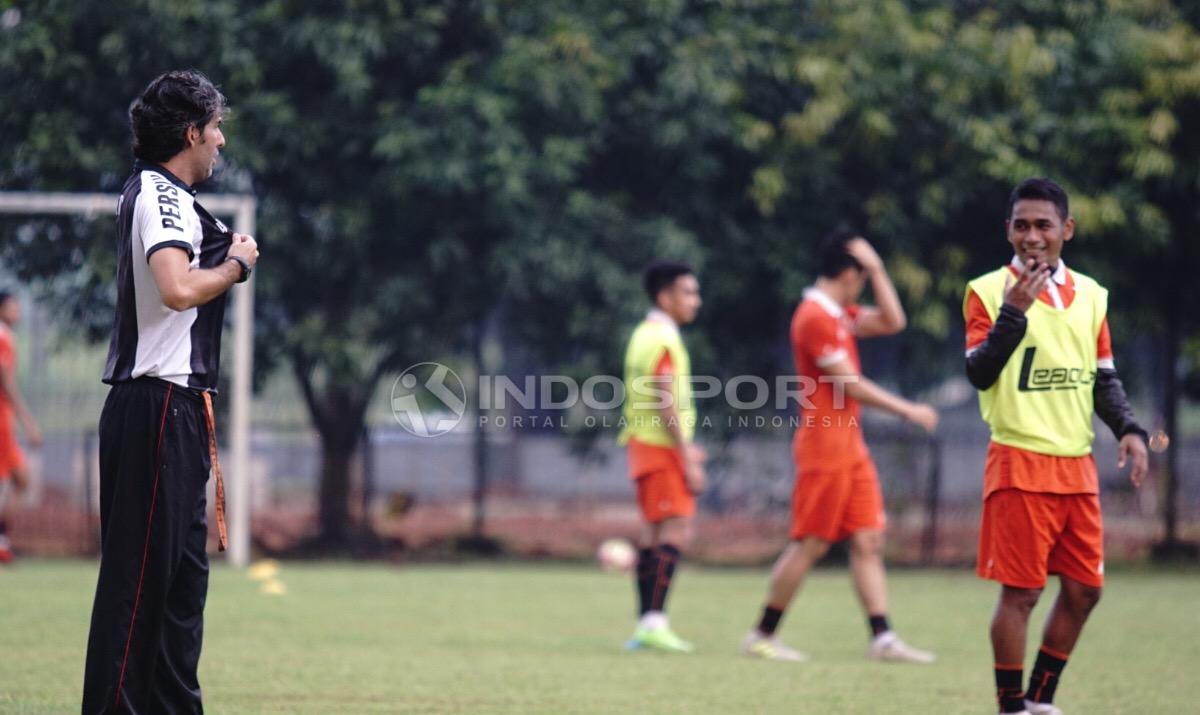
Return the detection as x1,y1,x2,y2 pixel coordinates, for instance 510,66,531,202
82,70,258,714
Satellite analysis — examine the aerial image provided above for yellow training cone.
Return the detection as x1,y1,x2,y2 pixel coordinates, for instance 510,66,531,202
247,559,281,581
260,579,287,596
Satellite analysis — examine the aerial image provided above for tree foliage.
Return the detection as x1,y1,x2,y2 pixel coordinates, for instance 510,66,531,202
2,0,1197,544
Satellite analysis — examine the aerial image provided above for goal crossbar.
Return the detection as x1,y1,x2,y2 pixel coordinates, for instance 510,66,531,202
0,191,255,567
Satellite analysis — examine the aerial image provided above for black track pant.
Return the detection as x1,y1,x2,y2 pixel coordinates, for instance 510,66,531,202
83,378,211,714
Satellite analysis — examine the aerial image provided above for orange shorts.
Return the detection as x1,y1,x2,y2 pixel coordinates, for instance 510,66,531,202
0,420,24,479
977,488,1104,589
790,458,885,541
635,468,695,524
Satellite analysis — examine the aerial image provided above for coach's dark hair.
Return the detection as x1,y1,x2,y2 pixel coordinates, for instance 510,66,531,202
642,261,695,303
816,224,863,279
1008,177,1069,222
130,70,227,164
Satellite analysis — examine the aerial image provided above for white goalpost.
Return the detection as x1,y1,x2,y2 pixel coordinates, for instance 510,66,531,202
0,191,255,567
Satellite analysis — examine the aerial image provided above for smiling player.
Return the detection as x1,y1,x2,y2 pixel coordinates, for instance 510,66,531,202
965,178,1148,715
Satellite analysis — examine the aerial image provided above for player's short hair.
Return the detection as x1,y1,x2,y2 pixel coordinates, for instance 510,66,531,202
816,224,864,279
1008,177,1069,222
130,70,227,164
0,289,12,305
642,261,695,303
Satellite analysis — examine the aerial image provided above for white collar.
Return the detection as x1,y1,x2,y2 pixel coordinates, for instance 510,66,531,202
646,308,679,332
1010,255,1067,285
803,286,845,318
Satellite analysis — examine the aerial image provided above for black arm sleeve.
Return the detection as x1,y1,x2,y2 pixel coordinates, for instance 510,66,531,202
965,303,1028,390
1094,368,1148,443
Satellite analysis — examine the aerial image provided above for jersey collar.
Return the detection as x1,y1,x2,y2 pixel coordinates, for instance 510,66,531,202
135,161,197,196
645,308,679,333
803,286,845,318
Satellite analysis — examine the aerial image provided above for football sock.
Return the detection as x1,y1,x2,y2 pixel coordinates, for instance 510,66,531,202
868,614,891,638
1027,646,1069,704
994,664,1026,713
635,547,657,616
649,543,680,613
757,606,784,636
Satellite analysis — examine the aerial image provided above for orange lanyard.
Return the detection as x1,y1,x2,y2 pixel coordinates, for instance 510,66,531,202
201,392,228,552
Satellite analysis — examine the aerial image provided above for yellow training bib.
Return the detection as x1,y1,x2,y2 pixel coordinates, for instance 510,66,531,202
618,320,696,447
967,267,1107,456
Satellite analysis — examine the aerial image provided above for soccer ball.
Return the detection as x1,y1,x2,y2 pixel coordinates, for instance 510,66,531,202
596,538,636,573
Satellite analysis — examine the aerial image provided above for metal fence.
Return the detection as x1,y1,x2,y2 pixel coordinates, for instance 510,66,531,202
4,289,1197,565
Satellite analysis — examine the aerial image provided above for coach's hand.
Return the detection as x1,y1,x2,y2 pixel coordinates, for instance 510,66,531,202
905,403,939,434
228,233,259,268
1118,433,1148,487
1002,259,1051,312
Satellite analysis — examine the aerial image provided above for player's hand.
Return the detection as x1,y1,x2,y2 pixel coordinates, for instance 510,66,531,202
685,442,708,464
1002,259,1051,313
905,403,939,434
1118,433,1148,488
228,233,259,268
25,421,42,449
845,237,883,274
684,454,707,495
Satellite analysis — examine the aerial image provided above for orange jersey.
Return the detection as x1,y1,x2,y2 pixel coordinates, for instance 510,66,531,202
0,325,14,421
790,290,868,471
982,441,1098,498
965,262,1110,495
0,324,23,476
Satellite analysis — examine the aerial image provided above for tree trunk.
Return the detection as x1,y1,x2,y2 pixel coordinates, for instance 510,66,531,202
293,358,376,551
318,439,356,548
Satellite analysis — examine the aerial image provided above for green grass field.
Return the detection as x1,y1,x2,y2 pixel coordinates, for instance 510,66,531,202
2,561,1198,713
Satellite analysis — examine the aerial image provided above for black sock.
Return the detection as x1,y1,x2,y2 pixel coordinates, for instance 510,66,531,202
635,547,657,616
994,666,1025,713
1027,647,1069,704
648,543,680,613
758,606,784,636
868,614,890,638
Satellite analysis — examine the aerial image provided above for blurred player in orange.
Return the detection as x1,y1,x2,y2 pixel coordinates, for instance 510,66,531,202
618,261,705,653
965,178,1148,715
742,228,938,663
0,289,43,563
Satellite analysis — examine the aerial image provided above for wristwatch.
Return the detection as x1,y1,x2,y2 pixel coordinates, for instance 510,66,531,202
226,255,252,283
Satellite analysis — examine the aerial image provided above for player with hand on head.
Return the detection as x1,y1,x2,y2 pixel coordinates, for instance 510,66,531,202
965,178,1148,715
742,228,938,664
618,261,705,653
0,290,42,564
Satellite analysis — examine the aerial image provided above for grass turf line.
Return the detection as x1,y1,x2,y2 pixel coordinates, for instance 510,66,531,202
1,561,1198,713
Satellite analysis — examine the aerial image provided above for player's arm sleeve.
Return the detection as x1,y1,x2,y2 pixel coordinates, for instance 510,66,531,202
654,350,674,377
801,313,850,371
963,290,1027,390
1093,318,1147,443
136,190,195,262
